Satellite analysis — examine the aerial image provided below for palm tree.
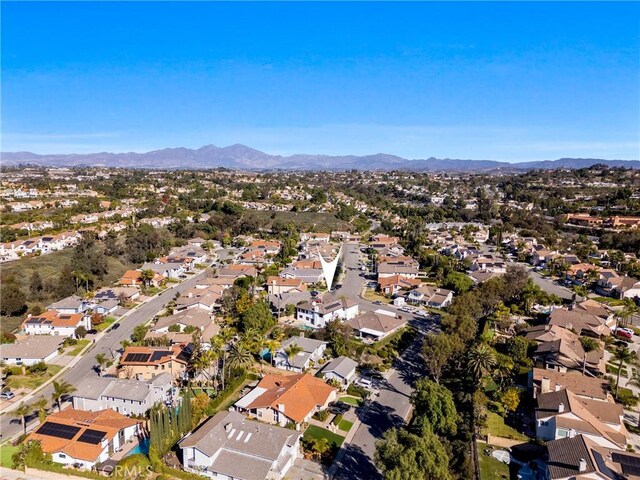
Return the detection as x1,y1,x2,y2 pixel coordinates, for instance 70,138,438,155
140,269,155,288
285,343,303,370
51,380,76,412
227,344,253,372
613,347,635,399
616,300,637,329
266,339,281,367
579,337,599,376
627,370,640,428
33,396,48,424
467,343,496,381
12,402,32,436
95,353,108,377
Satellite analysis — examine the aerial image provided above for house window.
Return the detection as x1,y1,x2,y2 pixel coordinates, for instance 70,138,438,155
556,429,569,438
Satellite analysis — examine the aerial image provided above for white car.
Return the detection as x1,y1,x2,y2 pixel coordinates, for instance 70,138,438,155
357,378,373,389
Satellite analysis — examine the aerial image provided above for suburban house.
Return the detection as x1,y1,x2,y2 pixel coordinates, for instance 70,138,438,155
141,261,186,279
233,373,337,427
548,309,612,337
347,311,407,342
377,274,421,295
607,276,640,299
407,285,454,308
546,434,640,480
530,368,610,402
46,295,90,314
72,372,174,415
377,262,420,279
570,299,615,326
179,410,301,480
26,409,142,469
266,276,307,295
217,265,257,278
469,255,507,274
295,296,359,329
22,311,91,337
319,356,359,386
274,336,327,372
530,248,556,266
250,239,282,255
535,388,628,449
525,325,605,376
1,335,64,365
175,286,222,312
280,266,325,285
150,309,218,337
370,234,401,251
117,345,191,381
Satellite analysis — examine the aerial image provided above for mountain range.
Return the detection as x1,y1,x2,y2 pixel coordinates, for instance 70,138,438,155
1,144,638,171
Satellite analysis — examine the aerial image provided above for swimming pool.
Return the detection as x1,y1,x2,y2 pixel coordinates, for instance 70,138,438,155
125,438,150,457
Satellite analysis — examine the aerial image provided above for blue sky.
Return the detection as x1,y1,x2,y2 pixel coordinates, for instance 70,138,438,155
2,1,639,161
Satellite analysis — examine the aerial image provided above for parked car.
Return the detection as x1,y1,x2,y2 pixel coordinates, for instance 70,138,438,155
615,327,634,339
87,329,98,335
357,377,373,389
334,284,342,289
328,401,351,415
373,301,382,305
0,391,15,400
112,323,120,329
310,290,319,297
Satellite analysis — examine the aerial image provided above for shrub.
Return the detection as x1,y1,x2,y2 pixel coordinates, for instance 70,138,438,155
313,409,330,422
27,361,48,375
347,383,368,398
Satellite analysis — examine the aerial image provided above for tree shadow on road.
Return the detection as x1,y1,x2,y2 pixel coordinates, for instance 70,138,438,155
333,444,381,480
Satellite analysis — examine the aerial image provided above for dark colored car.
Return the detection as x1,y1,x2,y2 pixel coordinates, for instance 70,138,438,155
310,290,319,297
373,301,382,305
87,329,98,335
112,323,120,329
334,284,342,289
328,401,351,415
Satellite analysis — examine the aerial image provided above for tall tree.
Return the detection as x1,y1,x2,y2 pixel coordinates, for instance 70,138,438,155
12,403,32,436
51,380,76,412
467,343,496,381
95,353,108,377
613,347,634,398
227,344,253,371
412,379,458,436
375,424,453,480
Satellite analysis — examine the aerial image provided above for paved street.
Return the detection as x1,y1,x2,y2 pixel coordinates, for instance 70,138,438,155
331,243,431,479
0,271,208,440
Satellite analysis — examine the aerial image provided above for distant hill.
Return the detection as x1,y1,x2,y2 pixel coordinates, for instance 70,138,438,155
1,144,638,171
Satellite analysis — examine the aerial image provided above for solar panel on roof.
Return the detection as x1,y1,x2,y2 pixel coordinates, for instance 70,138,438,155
150,351,171,362
623,465,640,476
77,429,106,445
124,353,151,363
37,422,81,440
612,453,640,467
59,315,71,319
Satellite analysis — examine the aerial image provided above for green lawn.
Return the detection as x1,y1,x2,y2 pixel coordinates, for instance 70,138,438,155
484,411,528,441
478,444,510,480
67,339,91,356
363,290,390,304
338,396,362,407
303,425,345,448
5,364,63,390
593,296,628,307
95,316,117,332
338,419,353,432
0,444,18,468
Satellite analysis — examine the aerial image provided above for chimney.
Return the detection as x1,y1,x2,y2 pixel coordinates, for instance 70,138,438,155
224,423,232,432
558,402,565,413
541,377,551,393
555,383,561,392
578,458,587,472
